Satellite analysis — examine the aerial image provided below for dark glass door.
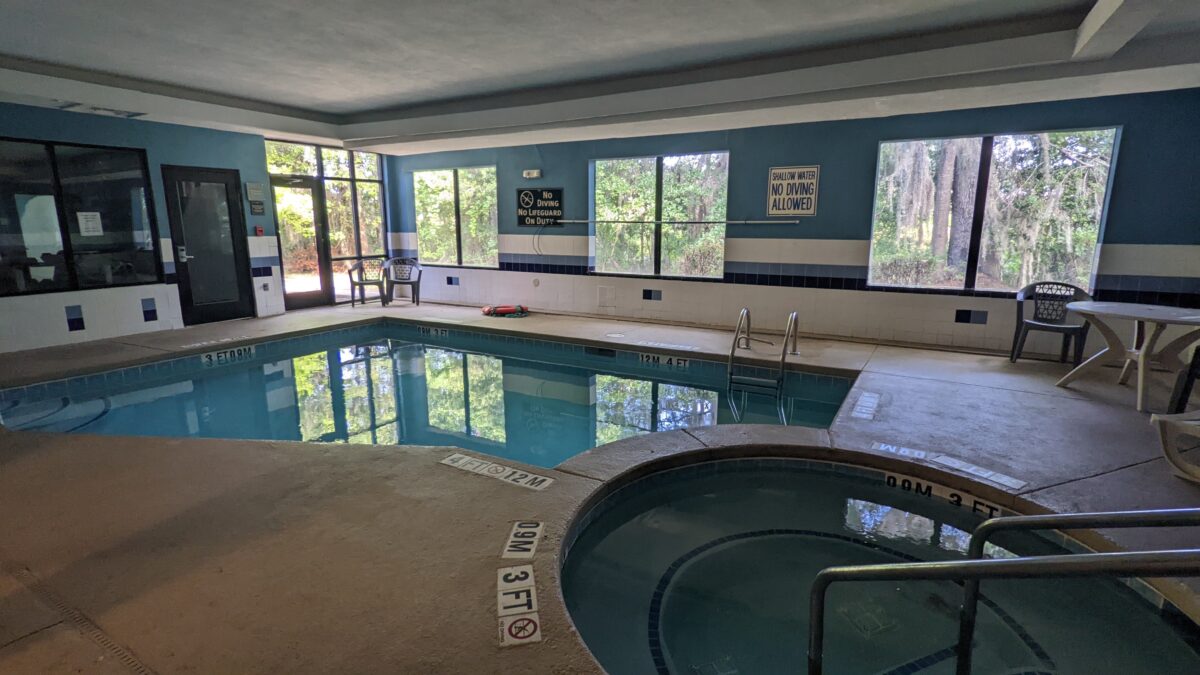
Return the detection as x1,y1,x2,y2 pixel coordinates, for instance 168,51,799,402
162,166,254,324
271,176,332,309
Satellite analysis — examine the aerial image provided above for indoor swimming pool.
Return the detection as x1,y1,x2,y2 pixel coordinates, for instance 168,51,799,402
0,323,852,468
561,459,1200,675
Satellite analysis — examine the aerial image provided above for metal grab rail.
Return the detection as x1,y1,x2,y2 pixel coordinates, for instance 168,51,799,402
956,508,1200,674
732,307,752,353
808,549,1200,675
730,307,773,354
781,311,800,371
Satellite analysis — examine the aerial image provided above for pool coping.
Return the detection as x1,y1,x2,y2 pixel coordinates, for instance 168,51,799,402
0,308,1196,672
550,434,1200,671
0,312,860,391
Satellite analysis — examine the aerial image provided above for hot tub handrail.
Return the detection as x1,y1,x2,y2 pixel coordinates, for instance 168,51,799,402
955,507,1200,674
809,548,1200,675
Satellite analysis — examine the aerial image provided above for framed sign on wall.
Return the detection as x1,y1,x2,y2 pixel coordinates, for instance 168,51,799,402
767,165,820,216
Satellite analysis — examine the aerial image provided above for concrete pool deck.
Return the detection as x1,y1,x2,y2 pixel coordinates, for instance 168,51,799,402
0,303,1197,673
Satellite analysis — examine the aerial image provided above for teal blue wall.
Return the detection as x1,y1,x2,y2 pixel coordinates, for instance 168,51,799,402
386,88,1200,246
0,102,276,240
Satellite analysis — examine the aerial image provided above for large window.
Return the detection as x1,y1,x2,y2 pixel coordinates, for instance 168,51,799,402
265,141,384,301
592,152,728,277
412,167,498,267
0,138,159,297
868,129,1117,292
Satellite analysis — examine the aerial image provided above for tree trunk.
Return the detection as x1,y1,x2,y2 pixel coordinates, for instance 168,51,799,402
931,141,957,259
947,139,980,269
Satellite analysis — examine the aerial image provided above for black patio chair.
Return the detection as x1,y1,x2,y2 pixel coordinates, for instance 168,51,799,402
347,258,388,307
1010,281,1092,366
382,257,421,306
1168,346,1200,414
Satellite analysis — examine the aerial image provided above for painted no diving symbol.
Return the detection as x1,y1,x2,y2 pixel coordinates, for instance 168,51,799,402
519,190,535,208
508,617,538,640
485,464,508,476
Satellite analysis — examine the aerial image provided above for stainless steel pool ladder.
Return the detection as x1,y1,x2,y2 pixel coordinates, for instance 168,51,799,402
727,309,801,423
727,309,800,391
807,507,1200,675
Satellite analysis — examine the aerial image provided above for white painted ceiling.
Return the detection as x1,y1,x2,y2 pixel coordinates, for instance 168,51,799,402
0,0,1093,115
0,0,1198,153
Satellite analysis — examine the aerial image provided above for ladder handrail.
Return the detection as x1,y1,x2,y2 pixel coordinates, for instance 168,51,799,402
732,307,752,355
808,548,1200,675
807,507,1200,675
781,311,799,372
966,508,1200,559
956,507,1200,674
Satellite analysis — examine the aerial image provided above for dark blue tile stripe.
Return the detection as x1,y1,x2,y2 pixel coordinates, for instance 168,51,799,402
498,261,591,275
499,253,591,267
456,254,1200,306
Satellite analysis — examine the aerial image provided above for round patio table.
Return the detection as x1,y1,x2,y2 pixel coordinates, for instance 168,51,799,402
1056,301,1200,412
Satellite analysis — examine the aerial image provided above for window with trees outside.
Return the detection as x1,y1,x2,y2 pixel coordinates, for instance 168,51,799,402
868,129,1118,292
592,152,729,277
265,141,384,302
412,167,498,267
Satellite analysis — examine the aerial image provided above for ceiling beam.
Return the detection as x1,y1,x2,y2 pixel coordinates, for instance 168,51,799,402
1074,0,1172,60
0,67,341,144
340,31,1077,145
349,33,1200,155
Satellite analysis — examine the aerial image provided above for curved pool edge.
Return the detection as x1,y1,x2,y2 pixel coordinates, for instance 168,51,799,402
550,426,1200,673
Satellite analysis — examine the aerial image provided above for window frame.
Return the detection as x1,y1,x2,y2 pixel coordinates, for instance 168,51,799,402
589,151,730,279
0,134,164,298
410,165,499,269
865,126,1120,296
265,141,388,304
264,142,388,259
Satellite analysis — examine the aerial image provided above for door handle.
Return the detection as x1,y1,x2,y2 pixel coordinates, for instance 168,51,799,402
176,245,195,263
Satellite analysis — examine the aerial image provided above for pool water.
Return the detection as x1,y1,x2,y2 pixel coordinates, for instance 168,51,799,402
561,460,1200,675
0,324,851,468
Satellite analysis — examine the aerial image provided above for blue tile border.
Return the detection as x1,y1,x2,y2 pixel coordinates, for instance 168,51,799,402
0,321,852,411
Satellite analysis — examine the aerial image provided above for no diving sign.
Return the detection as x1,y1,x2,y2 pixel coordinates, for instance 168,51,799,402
767,165,820,216
499,613,542,646
516,188,563,227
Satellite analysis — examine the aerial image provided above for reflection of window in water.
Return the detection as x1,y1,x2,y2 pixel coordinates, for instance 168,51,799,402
291,342,402,445
595,376,652,444
658,384,718,431
423,348,505,443
846,499,1016,557
940,524,1016,559
846,499,935,543
594,376,718,445
467,354,505,443
292,352,334,441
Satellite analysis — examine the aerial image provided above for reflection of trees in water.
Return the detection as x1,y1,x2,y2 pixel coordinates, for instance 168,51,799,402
424,348,505,443
594,375,718,444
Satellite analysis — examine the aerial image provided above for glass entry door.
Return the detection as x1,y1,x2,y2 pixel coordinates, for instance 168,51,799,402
272,176,332,309
162,166,254,325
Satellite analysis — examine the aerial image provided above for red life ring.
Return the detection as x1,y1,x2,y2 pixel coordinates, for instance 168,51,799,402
482,304,529,317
